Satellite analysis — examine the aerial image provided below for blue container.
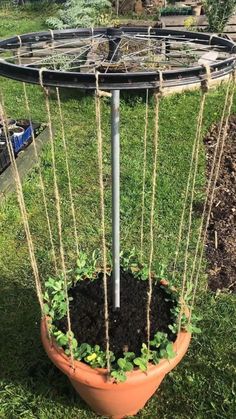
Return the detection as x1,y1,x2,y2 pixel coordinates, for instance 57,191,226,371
12,125,33,154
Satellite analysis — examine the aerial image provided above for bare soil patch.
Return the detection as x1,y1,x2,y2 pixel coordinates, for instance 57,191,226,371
204,116,236,292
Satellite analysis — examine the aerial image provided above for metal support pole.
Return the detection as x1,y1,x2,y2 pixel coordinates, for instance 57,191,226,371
111,90,120,309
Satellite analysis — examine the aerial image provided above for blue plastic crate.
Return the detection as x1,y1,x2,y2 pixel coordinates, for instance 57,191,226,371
12,125,33,154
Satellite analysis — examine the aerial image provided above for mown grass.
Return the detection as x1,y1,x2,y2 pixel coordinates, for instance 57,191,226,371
0,5,236,419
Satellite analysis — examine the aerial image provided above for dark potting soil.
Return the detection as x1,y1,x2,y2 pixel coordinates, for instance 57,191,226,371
204,116,236,293
56,271,177,358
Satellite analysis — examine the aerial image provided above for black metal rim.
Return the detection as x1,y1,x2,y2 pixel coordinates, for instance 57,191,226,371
0,27,235,90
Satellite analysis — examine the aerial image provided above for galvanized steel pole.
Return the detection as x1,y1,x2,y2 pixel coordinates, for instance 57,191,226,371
111,90,120,309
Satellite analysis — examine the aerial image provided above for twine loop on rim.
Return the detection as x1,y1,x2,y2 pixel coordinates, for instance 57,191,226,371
95,71,112,98
49,29,54,42
201,64,211,93
157,70,164,97
17,35,22,48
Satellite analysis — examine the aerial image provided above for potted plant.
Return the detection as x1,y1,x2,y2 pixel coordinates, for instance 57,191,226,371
41,251,197,418
10,126,25,137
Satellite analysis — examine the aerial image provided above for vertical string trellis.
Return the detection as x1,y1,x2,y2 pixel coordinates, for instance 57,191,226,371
0,96,45,316
188,70,236,320
189,74,232,287
17,35,58,274
39,69,74,368
49,29,80,256
172,66,210,282
95,72,111,374
55,87,80,256
147,73,163,350
140,89,150,261
177,65,211,333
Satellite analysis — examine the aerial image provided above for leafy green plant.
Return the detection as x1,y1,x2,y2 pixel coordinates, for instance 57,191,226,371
111,337,176,382
150,332,175,360
184,16,197,31
51,327,115,368
169,297,202,335
111,352,135,382
46,0,112,29
133,343,150,372
120,249,167,281
120,248,136,271
41,54,79,71
43,276,72,320
53,329,78,350
74,343,115,368
185,315,202,334
204,0,236,32
75,250,100,282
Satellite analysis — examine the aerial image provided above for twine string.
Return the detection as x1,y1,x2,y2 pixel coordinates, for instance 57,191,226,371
95,71,111,374
140,89,149,260
147,76,162,350
177,65,211,333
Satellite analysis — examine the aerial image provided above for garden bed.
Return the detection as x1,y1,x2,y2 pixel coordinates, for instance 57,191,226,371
204,116,236,293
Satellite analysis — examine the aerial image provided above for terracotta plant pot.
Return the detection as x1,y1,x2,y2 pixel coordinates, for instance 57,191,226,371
41,319,191,419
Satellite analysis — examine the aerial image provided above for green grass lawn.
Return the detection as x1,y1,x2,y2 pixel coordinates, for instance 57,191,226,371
0,5,236,419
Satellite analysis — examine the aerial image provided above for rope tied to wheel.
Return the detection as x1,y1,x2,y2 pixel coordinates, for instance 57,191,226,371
95,71,112,98
0,28,235,90
157,70,164,97
201,64,211,93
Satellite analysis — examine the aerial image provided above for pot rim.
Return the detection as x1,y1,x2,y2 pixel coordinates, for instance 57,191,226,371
41,317,191,388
